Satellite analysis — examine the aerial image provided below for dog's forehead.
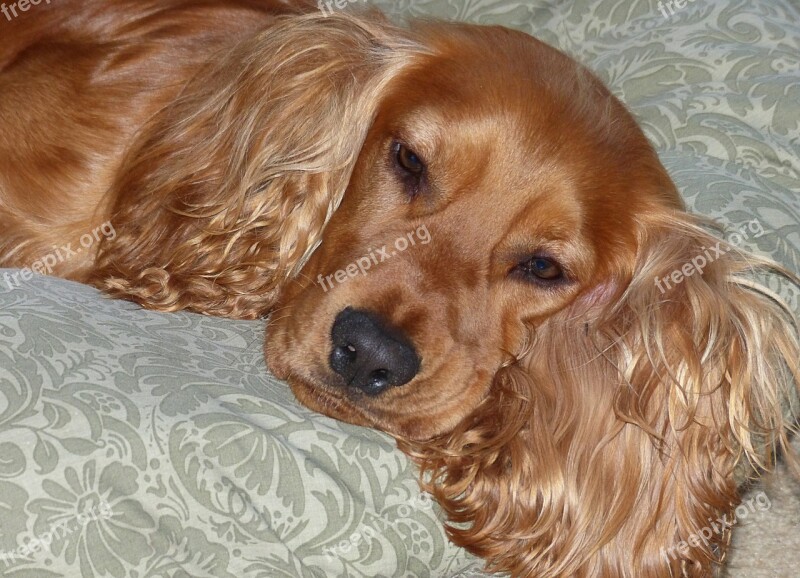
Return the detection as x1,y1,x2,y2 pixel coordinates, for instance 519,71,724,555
382,31,640,177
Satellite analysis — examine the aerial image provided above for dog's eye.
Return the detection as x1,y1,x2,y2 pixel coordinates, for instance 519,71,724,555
394,142,425,176
515,256,563,282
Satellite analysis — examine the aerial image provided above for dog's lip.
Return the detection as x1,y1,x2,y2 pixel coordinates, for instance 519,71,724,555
295,370,379,404
314,371,426,403
288,369,455,441
287,370,388,426
288,366,425,422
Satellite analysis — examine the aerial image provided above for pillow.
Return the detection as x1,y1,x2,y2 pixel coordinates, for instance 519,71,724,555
0,272,485,576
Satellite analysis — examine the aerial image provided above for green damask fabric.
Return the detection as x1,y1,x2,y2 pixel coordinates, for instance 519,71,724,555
1,1,798,577
0,276,478,577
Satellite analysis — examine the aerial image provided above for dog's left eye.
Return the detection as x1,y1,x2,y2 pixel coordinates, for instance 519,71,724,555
392,141,427,198
514,256,563,282
393,141,425,177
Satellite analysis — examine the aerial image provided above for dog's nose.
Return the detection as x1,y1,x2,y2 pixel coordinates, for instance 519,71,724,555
329,307,420,395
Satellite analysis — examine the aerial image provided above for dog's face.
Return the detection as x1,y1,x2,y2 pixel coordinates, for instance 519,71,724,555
266,25,680,440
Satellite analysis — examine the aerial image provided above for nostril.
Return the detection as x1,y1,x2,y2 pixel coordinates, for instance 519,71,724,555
361,369,391,396
369,368,389,387
341,344,358,361
330,343,357,376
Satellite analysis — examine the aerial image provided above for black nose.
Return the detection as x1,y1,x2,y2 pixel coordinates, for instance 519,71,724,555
329,308,420,395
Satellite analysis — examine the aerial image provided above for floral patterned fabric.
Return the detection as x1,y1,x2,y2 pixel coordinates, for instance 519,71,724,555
1,0,798,576
0,276,477,577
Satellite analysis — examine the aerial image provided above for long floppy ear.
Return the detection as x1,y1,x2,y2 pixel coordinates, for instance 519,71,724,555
404,212,799,577
88,12,421,319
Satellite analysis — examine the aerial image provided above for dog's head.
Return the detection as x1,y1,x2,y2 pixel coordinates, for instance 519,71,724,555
266,20,682,439
261,13,798,577
93,10,799,576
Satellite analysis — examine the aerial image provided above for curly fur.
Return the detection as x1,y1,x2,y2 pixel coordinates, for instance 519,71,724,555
89,13,423,318
400,214,799,577
0,1,423,318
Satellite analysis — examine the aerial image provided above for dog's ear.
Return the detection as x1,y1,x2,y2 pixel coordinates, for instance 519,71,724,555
406,213,799,577
89,12,420,318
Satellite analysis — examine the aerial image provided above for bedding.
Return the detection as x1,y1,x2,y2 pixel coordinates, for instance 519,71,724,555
1,0,798,576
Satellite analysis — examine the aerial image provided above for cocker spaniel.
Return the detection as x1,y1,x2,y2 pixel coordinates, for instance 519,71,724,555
1,1,798,576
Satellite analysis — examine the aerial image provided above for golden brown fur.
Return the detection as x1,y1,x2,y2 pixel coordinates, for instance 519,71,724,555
1,1,798,576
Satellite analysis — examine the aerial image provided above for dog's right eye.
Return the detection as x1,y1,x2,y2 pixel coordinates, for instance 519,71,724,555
513,256,565,284
394,142,425,176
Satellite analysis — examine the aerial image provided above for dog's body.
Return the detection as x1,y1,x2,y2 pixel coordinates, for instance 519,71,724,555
1,1,798,577
0,0,299,283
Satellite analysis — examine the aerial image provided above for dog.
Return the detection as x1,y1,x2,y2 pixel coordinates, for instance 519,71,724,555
1,1,798,576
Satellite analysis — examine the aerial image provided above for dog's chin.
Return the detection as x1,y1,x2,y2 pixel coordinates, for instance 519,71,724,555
288,374,378,430
279,368,448,441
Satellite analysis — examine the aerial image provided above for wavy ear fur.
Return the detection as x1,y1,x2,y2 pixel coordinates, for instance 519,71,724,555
403,212,799,578
89,12,422,319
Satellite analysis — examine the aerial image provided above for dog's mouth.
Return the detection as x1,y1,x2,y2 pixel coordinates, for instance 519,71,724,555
267,339,445,439
284,367,424,435
292,373,373,424
271,340,497,442
264,330,392,431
